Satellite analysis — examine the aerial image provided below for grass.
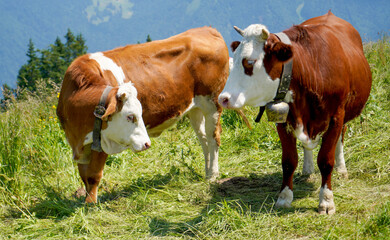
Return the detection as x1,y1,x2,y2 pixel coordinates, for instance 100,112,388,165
0,38,389,239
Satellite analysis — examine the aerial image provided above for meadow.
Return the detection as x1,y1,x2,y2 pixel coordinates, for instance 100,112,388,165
0,37,389,239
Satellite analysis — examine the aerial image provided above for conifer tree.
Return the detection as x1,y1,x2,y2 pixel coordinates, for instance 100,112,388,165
63,29,87,65
46,37,67,83
17,39,41,92
64,29,76,65
74,33,88,56
146,34,152,42
15,29,88,95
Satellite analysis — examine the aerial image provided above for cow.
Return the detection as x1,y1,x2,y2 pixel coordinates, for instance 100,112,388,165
57,69,151,203
218,11,372,214
57,26,229,203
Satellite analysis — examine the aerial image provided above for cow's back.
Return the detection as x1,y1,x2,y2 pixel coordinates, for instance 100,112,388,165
322,14,372,122
102,27,229,130
287,11,371,125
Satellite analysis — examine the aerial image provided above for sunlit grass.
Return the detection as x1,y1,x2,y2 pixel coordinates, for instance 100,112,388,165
1,38,389,239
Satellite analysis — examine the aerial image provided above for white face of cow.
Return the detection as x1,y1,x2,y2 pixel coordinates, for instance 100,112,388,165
101,82,151,154
219,24,280,109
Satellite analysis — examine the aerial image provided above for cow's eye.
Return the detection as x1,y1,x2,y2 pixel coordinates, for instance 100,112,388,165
242,58,256,76
127,114,137,123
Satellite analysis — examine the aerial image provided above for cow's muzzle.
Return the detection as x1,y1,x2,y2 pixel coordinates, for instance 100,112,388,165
218,92,234,109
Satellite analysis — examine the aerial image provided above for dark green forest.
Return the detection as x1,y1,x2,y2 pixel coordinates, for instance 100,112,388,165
16,30,86,95
1,29,87,106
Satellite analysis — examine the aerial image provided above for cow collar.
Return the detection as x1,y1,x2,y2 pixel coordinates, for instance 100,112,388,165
255,32,293,123
91,85,113,152
273,32,293,100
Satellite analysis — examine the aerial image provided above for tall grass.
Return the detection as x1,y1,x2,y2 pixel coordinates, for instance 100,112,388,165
0,102,23,194
0,81,78,219
0,38,389,239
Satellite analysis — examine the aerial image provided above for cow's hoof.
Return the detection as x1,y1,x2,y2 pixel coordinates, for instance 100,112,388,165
301,169,314,176
206,173,219,182
74,187,87,199
318,204,336,215
85,195,98,204
318,185,336,215
275,186,293,208
336,167,348,179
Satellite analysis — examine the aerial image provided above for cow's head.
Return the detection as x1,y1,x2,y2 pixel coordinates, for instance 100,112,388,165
100,82,151,154
218,24,293,108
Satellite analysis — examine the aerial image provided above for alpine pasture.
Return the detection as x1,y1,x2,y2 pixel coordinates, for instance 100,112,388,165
0,37,389,239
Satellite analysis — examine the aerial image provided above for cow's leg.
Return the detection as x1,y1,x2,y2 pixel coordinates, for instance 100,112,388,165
302,139,346,177
77,150,108,203
335,126,348,178
302,148,314,175
203,107,222,181
199,98,222,181
190,97,221,181
188,108,210,174
275,123,298,208
317,114,344,215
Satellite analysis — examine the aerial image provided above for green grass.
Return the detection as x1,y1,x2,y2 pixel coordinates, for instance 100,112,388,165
1,38,389,239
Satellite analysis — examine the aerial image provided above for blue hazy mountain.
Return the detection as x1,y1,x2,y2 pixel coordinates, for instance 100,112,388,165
1,0,389,89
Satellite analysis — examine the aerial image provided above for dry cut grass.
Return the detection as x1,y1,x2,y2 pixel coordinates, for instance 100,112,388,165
0,38,389,239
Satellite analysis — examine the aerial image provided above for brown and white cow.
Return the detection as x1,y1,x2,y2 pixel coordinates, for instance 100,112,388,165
218,11,372,214
57,26,229,203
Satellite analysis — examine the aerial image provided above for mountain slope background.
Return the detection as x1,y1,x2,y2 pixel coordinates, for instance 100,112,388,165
1,0,389,89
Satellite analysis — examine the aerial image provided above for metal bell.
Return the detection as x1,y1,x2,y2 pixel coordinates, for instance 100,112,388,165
265,101,289,123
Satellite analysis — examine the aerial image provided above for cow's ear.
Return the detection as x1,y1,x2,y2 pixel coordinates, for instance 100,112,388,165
230,41,240,52
116,92,127,104
273,42,293,62
101,90,118,121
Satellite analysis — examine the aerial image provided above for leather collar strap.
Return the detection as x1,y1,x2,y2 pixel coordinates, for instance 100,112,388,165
91,86,113,152
254,32,293,123
274,32,293,101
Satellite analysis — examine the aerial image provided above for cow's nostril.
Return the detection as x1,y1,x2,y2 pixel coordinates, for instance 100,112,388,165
220,97,229,107
144,142,151,150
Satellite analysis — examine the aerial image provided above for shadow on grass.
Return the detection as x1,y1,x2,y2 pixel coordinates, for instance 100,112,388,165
148,172,317,237
24,186,84,219
20,166,181,220
98,165,180,203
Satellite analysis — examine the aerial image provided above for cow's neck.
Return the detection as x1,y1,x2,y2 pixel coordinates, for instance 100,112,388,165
255,32,293,123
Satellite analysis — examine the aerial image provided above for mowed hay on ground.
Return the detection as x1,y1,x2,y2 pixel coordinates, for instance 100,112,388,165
0,38,389,239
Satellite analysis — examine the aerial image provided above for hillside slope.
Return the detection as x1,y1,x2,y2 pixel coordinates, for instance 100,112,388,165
1,0,389,89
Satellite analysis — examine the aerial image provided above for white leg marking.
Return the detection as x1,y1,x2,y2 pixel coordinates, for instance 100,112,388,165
192,96,220,181
302,148,314,175
294,124,320,150
188,108,210,170
83,132,93,146
318,184,336,215
275,186,293,208
335,135,348,178
204,111,219,181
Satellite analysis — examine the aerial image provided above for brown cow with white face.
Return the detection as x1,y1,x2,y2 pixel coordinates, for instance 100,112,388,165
218,11,372,214
57,27,229,203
